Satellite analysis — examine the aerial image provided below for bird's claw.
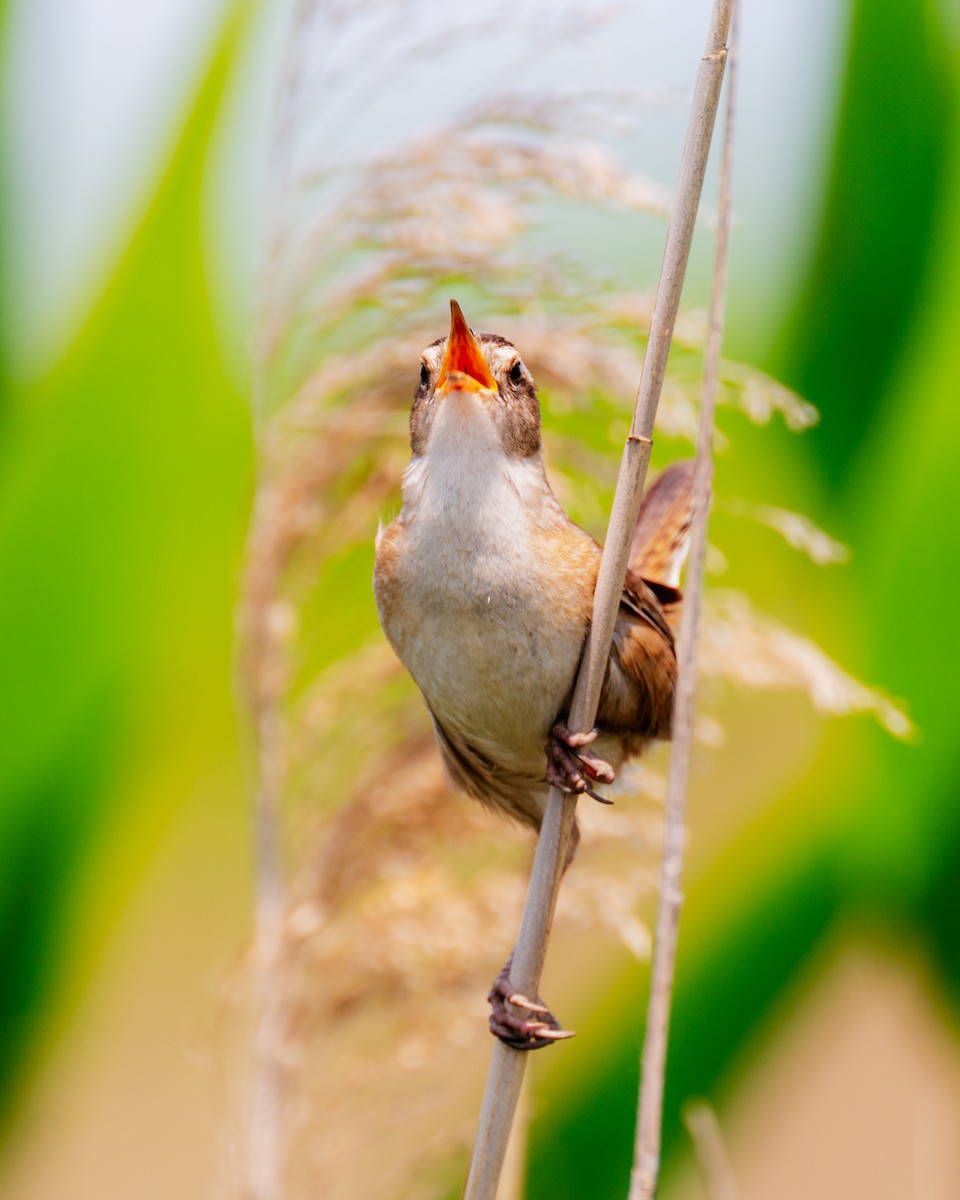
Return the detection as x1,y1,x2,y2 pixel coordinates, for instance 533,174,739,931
546,722,615,803
488,965,575,1051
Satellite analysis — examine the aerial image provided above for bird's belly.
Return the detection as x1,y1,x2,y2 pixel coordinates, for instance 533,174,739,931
391,567,586,774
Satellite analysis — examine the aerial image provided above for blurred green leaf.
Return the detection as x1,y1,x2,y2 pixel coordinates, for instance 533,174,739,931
841,116,960,988
777,0,955,487
0,4,252,1126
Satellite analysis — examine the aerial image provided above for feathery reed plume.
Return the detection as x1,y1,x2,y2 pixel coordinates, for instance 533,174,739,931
232,6,910,1196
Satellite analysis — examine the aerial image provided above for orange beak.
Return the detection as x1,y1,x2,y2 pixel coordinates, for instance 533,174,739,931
435,300,499,395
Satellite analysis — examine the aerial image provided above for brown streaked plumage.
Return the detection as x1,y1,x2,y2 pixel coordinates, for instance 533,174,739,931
373,300,694,1048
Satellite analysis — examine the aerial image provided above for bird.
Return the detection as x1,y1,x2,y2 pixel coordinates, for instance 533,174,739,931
374,300,694,1049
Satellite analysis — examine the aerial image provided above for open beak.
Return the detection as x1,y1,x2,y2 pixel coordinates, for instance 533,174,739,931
435,300,499,395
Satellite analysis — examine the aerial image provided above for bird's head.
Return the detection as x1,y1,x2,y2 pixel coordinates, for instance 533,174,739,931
410,300,541,460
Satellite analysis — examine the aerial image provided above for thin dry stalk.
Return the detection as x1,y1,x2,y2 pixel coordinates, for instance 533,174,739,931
241,5,317,1195
463,4,733,1197
683,1102,740,1200
630,6,738,1199
498,1078,531,1200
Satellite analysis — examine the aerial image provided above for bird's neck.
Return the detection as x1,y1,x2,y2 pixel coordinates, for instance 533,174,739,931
401,409,555,550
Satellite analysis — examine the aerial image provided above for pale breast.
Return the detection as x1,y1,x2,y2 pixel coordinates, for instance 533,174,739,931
403,556,584,766
374,454,595,776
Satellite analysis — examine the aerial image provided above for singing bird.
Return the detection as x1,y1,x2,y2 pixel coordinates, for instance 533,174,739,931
374,301,694,1048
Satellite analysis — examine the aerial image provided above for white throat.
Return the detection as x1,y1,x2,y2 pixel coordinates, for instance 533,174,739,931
401,391,546,548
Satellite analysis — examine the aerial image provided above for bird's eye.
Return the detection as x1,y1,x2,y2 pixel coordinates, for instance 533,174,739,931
508,360,524,385
419,362,430,388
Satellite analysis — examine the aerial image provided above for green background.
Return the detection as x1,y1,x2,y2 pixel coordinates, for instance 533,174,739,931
1,0,958,1196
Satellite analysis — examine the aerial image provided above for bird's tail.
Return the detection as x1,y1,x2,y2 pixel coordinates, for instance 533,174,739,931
629,460,696,594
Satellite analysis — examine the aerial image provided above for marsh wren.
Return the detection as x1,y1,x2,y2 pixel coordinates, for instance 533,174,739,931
374,301,693,1048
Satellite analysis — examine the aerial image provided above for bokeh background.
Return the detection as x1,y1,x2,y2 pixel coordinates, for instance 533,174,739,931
1,1,959,1198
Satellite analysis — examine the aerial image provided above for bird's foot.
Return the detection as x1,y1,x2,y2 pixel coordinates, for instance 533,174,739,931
546,722,615,805
488,961,575,1051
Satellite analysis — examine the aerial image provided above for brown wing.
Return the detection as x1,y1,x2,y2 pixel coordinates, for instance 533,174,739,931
553,468,692,745
630,460,695,589
620,568,675,647
604,462,695,741
596,571,678,742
